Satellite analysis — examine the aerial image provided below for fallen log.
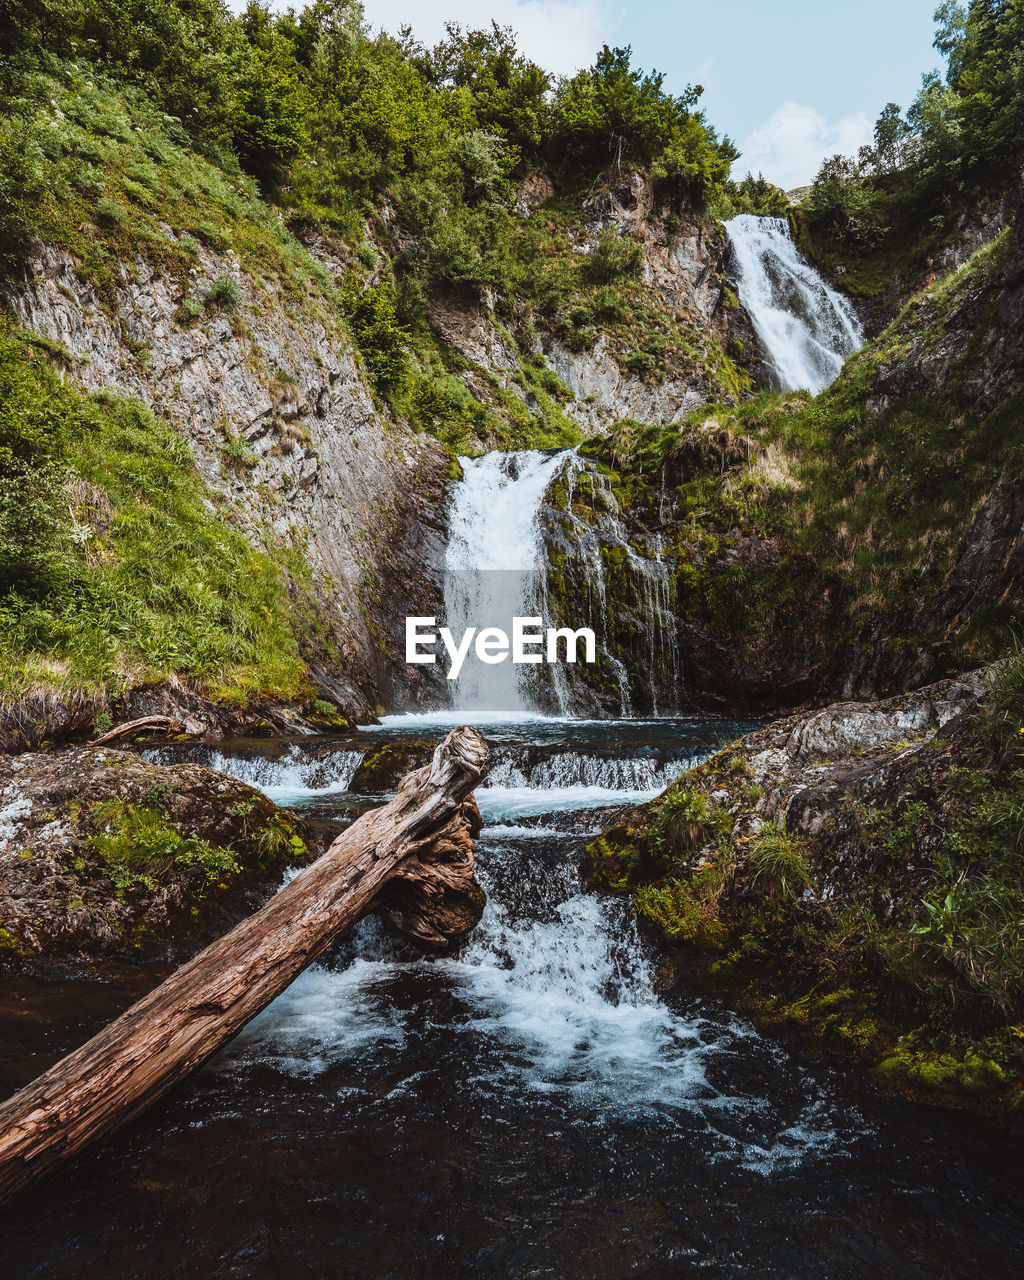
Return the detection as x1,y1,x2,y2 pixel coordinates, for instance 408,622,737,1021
0,725,489,1205
87,714,183,745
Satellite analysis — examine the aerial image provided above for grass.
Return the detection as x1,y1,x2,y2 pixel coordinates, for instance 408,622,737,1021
0,63,336,324
747,823,809,899
0,320,308,702
85,800,240,896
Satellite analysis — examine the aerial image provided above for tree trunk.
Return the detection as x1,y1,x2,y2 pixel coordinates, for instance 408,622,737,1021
0,725,489,1205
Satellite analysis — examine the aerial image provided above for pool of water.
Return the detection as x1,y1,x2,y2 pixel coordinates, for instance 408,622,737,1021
1,716,1022,1278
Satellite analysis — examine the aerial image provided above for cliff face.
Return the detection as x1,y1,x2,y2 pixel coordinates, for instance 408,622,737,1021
536,171,768,428
421,169,769,440
548,171,1024,717
7,236,453,726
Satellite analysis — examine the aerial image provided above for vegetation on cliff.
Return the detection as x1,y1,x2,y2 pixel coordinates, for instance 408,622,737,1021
0,320,308,702
797,0,1023,303
545,213,1023,713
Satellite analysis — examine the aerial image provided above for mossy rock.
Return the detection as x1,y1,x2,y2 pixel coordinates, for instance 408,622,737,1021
0,746,317,969
350,739,438,793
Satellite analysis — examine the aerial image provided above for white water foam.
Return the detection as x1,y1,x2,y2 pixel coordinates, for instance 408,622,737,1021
725,214,863,393
486,750,686,791
444,449,573,712
143,746,366,803
475,784,663,821
222,847,846,1168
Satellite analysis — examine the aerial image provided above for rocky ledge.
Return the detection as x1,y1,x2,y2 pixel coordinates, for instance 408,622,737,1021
0,747,318,970
587,668,1024,1112
0,681,355,755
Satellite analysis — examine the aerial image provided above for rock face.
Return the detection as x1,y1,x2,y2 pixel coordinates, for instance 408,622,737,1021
867,200,1024,418
0,746,316,966
7,235,453,725
693,668,988,846
540,433,841,717
585,668,1022,1106
426,170,770,436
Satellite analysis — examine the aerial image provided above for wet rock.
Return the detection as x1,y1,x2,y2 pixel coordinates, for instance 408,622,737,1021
350,740,437,793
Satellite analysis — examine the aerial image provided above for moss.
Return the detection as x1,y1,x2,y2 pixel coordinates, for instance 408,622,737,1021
350,740,436,792
84,800,242,897
0,320,309,704
0,926,33,958
634,858,732,951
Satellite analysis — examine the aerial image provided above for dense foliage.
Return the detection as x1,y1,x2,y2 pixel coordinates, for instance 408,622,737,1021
799,0,1024,294
0,0,737,270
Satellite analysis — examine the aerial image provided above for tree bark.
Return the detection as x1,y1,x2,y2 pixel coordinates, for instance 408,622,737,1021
0,725,489,1205
87,715,183,745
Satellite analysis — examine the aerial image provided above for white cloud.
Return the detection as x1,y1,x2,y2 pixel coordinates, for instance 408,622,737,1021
361,1,616,77
734,102,873,191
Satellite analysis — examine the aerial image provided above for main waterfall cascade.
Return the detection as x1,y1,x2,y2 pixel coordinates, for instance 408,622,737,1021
442,449,683,718
725,214,864,393
443,449,574,713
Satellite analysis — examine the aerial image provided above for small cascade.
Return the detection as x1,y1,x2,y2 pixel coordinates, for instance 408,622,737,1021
223,732,846,1157
543,453,683,716
485,749,687,792
142,744,365,803
444,449,573,712
725,214,863,393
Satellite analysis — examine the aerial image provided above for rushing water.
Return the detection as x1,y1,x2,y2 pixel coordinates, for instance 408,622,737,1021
444,450,573,713
724,215,864,393
3,718,1024,1279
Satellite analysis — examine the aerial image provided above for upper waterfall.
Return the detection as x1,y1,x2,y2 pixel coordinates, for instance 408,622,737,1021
444,449,572,712
725,214,864,394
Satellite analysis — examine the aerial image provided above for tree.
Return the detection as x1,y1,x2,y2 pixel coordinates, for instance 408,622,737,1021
423,22,550,155
551,45,703,170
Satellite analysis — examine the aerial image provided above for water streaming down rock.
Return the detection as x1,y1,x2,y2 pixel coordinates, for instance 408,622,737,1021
484,749,686,792
443,449,573,712
541,453,683,717
725,214,864,393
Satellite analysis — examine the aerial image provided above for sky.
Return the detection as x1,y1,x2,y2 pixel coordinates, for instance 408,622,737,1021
357,0,944,188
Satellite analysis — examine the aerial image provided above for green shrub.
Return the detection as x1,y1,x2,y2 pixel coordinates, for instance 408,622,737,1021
341,279,409,394
174,297,204,326
85,801,240,896
585,226,644,284
623,351,655,374
651,786,730,861
747,823,809,898
94,196,126,226
203,274,242,310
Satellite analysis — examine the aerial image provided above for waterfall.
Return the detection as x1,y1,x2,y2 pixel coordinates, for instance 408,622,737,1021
444,449,573,712
725,214,863,393
141,745,365,803
543,453,682,717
